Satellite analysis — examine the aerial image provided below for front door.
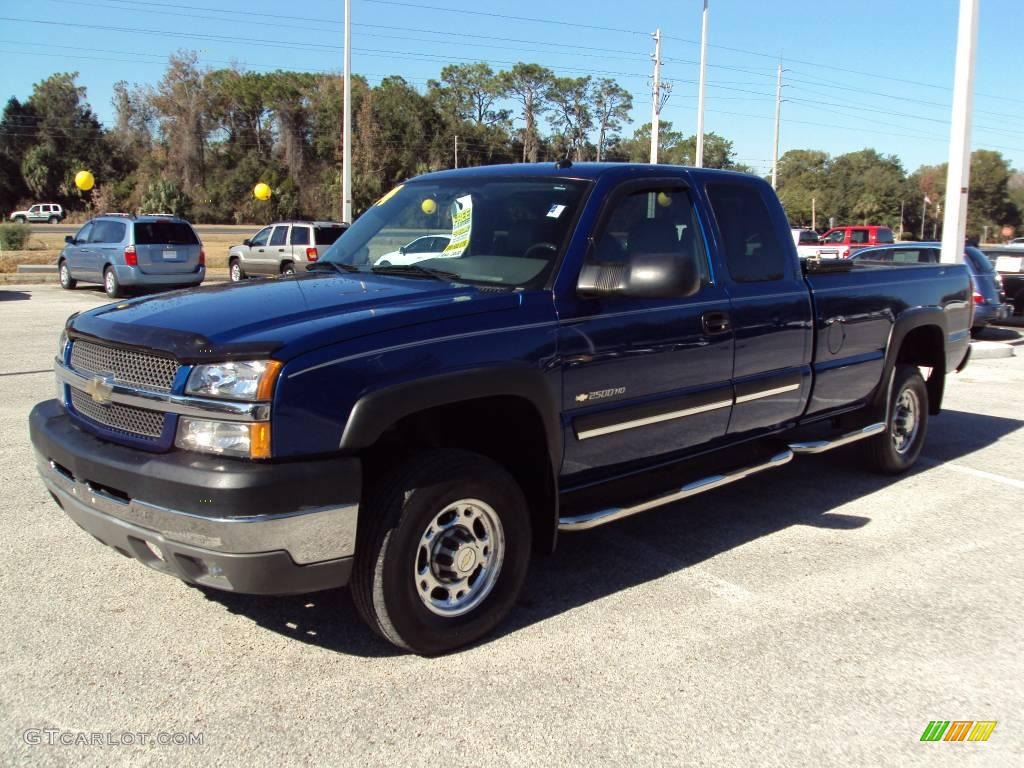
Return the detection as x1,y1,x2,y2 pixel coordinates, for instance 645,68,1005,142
245,226,273,274
558,182,735,480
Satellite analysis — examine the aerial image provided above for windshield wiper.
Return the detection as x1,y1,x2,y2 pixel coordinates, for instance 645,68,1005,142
306,261,361,273
370,264,462,282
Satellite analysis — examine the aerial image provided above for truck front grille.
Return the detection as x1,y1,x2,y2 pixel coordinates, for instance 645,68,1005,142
71,340,180,392
70,387,165,439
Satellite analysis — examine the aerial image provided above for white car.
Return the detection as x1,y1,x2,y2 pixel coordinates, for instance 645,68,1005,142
10,203,65,224
376,235,452,266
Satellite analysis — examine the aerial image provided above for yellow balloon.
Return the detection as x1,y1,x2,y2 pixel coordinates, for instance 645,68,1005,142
421,198,437,215
74,170,95,191
253,182,272,201
656,191,672,207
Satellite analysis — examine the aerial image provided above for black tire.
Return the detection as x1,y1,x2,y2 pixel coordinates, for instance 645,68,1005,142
48,215,59,224
58,260,76,290
229,259,245,282
280,262,295,276
352,450,532,655
865,364,929,474
13,215,26,224
103,266,123,299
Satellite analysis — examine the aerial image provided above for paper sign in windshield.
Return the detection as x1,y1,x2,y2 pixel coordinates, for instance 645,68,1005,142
442,195,473,257
547,204,567,219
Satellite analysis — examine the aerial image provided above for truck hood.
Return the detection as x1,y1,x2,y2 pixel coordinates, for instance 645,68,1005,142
68,272,526,362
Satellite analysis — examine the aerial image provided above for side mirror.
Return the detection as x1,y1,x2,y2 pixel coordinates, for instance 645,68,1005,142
399,246,407,255
578,251,701,300
242,239,251,247
64,235,74,244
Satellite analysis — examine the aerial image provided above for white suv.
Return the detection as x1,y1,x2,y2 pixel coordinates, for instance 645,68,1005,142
10,203,65,224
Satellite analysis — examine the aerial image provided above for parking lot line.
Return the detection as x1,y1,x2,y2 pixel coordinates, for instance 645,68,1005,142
920,456,1024,490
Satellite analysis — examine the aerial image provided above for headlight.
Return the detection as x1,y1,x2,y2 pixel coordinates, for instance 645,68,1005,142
185,360,281,401
175,418,271,459
57,330,69,361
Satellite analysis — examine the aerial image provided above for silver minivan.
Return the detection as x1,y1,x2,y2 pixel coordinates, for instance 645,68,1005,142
228,220,348,281
59,214,205,298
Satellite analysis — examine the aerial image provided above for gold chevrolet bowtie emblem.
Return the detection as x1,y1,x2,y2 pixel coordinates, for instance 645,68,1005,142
85,374,115,404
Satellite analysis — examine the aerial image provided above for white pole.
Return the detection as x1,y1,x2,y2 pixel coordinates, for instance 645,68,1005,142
812,197,816,231
695,1,708,167
454,135,459,168
940,0,978,265
771,58,782,189
342,0,353,223
650,28,661,164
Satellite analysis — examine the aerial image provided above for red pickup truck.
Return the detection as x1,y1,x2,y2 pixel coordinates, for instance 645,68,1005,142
818,225,895,259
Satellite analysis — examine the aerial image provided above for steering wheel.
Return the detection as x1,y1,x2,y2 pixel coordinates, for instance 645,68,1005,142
523,242,558,260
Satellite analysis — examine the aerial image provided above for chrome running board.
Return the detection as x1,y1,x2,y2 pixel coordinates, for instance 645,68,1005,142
788,423,885,455
558,450,794,532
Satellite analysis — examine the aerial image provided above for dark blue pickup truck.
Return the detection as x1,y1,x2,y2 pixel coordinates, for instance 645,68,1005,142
30,163,972,654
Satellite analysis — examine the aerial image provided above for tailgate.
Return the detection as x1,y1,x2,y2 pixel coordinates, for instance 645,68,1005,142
133,221,201,275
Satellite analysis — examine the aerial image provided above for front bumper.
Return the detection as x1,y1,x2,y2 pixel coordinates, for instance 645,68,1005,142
114,265,205,287
30,400,360,594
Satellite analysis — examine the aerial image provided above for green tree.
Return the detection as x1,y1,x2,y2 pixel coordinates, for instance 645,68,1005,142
966,150,1020,239
591,79,632,162
546,76,593,161
822,149,906,228
141,178,192,218
499,63,553,163
776,149,831,227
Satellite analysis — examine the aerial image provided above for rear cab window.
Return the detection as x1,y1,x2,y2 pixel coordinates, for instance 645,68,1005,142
706,182,788,283
134,221,199,245
314,226,346,246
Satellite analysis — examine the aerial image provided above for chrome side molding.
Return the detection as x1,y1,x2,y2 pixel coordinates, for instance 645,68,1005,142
558,450,794,532
788,423,885,455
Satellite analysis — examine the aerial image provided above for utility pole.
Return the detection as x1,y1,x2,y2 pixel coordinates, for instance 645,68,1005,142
695,0,708,167
771,57,783,189
811,197,816,231
650,28,662,164
940,0,979,264
342,0,352,223
899,200,905,240
920,197,928,239
454,135,459,169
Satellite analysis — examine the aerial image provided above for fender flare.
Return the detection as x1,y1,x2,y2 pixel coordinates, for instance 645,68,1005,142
339,366,563,475
871,307,948,415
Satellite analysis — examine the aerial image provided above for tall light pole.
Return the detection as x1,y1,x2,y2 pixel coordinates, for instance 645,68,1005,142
771,57,783,189
650,28,662,164
695,1,708,167
940,0,979,264
342,0,353,223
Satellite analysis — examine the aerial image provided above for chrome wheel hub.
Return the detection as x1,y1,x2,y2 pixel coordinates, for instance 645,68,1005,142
891,387,920,454
414,498,504,617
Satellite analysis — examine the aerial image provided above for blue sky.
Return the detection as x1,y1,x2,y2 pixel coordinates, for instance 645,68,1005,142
1,0,1021,175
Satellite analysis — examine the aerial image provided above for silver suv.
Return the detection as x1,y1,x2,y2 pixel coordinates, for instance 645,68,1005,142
59,214,205,298
10,203,65,223
228,221,348,281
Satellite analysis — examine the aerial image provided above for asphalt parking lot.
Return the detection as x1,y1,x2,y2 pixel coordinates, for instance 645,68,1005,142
1,284,1021,767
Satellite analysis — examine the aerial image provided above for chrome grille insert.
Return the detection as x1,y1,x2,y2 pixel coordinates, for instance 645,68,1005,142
70,387,165,439
70,340,180,392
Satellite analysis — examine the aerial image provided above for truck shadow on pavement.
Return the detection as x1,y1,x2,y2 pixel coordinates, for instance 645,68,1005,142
0,290,31,301
199,408,1022,657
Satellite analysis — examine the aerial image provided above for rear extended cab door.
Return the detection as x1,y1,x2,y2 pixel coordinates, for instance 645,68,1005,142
701,177,814,435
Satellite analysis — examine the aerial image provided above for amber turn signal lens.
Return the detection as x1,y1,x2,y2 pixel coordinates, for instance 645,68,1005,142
249,423,271,459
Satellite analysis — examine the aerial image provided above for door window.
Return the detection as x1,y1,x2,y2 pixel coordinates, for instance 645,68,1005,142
29,205,40,214
74,222,94,243
289,226,311,246
269,226,289,246
875,228,894,244
822,230,845,243
850,229,869,244
706,182,788,283
249,227,271,247
585,186,710,289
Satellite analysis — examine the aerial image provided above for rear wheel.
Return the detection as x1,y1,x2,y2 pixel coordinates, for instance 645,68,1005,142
229,259,245,282
103,266,123,299
280,262,295,276
48,215,59,224
865,364,929,474
352,450,532,655
58,260,76,289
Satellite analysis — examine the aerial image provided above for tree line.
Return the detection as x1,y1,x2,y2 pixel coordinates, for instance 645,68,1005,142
0,53,1020,239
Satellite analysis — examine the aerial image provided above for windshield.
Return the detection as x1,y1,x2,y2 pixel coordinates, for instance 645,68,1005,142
320,177,590,287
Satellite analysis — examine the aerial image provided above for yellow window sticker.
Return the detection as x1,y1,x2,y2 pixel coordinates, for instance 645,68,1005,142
441,195,473,258
375,185,404,206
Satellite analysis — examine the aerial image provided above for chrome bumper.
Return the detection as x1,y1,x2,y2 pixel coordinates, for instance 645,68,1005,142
38,452,357,567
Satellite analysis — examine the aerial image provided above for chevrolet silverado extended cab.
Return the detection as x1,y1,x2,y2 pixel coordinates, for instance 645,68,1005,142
30,163,972,655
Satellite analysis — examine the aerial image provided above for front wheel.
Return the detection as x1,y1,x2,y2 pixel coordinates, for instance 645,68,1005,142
865,364,929,474
58,260,76,289
229,259,245,282
13,216,26,224
352,450,532,655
